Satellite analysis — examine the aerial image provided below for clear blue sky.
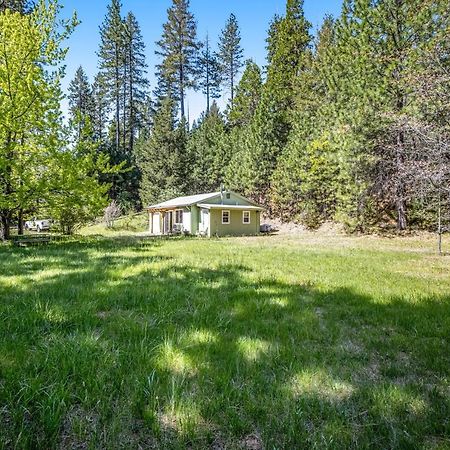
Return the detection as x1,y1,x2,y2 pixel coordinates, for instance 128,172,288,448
60,0,342,122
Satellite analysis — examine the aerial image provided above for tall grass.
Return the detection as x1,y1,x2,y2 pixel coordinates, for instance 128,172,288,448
0,233,449,449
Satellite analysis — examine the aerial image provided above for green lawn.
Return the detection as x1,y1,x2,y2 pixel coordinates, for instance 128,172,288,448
1,231,449,449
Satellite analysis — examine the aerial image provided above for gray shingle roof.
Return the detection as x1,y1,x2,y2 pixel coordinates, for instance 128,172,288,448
148,192,221,209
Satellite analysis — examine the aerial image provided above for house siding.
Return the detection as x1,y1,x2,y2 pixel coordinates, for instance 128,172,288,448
209,209,260,236
190,205,199,234
148,191,262,237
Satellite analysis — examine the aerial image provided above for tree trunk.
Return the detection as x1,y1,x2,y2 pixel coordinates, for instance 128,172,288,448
437,198,442,255
206,53,210,113
396,131,407,230
0,213,11,241
129,43,134,155
1,132,13,240
115,43,121,154
18,208,24,235
180,64,185,120
230,53,234,105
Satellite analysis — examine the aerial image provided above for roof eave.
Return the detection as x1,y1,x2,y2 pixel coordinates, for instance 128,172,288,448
196,203,265,211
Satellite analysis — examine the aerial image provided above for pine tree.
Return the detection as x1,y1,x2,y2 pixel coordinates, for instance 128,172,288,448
188,101,229,192
136,97,185,205
0,0,32,13
327,0,441,230
197,33,221,113
91,73,110,146
68,66,93,142
263,0,311,135
123,11,148,155
98,0,125,154
217,13,243,105
227,59,262,127
238,0,312,204
155,0,200,119
270,15,339,227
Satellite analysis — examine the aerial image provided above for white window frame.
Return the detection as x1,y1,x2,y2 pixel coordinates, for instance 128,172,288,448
222,210,230,224
242,210,251,224
174,209,183,224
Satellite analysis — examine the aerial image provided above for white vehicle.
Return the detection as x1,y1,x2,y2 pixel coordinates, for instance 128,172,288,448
24,218,51,233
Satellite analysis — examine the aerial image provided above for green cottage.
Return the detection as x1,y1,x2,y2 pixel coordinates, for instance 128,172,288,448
147,190,264,237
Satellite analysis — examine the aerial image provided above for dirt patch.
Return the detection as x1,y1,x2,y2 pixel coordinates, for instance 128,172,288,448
240,433,263,450
95,311,110,320
340,339,363,356
0,406,14,447
261,217,306,235
211,434,227,450
314,307,327,330
360,360,381,383
261,217,346,236
58,405,99,450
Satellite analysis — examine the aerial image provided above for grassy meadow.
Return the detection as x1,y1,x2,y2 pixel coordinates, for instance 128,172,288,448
0,228,449,449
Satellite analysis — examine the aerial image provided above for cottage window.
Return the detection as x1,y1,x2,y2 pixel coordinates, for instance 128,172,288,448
226,193,231,199
222,210,230,224
175,209,183,224
243,211,250,224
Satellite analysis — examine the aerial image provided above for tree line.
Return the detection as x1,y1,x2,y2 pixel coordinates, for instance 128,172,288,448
1,0,450,239
83,0,450,232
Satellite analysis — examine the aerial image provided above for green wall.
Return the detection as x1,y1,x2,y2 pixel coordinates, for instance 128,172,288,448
190,205,199,234
209,209,260,236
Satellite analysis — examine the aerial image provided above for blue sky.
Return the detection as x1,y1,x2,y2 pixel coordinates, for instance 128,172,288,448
60,0,342,122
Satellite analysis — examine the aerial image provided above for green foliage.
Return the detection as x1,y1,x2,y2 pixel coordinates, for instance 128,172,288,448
68,66,94,142
188,102,229,193
91,73,110,146
217,13,244,104
97,0,148,208
0,1,78,239
136,97,186,206
46,145,113,235
155,0,200,118
235,0,312,204
227,60,262,128
98,0,124,153
123,11,149,153
197,34,221,112
0,0,33,13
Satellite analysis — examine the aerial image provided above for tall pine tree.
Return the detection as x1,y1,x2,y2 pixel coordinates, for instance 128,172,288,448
217,13,243,105
68,66,93,142
136,97,186,205
197,33,221,113
123,11,148,155
188,102,229,193
91,73,110,147
98,0,125,154
238,0,311,204
227,59,262,127
155,0,200,119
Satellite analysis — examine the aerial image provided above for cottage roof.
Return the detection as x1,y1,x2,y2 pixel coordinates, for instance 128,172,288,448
148,192,220,209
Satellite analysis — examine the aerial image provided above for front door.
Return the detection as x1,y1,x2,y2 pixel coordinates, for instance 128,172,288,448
199,208,209,235
163,211,174,234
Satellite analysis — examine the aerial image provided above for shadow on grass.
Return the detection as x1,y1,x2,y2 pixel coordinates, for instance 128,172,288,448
0,237,449,449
